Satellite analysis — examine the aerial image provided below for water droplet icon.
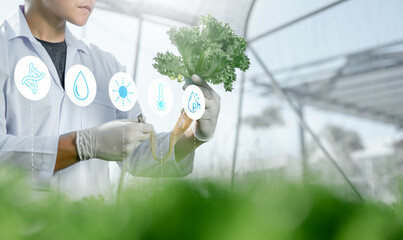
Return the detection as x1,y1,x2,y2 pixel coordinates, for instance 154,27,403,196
73,71,89,100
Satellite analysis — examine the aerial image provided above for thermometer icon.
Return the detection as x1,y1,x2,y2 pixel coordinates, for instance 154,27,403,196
157,83,165,111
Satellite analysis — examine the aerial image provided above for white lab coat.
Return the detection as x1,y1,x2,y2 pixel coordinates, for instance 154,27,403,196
0,6,194,199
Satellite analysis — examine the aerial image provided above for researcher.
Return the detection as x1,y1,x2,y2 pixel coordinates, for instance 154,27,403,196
0,0,220,199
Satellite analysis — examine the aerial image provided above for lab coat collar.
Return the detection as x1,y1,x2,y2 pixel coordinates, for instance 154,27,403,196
65,27,89,54
5,5,89,54
5,6,31,41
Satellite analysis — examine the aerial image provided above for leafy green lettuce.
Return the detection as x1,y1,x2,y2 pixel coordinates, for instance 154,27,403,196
153,15,250,92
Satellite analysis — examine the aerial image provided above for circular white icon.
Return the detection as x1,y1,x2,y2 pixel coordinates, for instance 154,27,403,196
148,79,173,116
109,72,137,112
183,85,205,120
14,56,51,101
65,65,97,107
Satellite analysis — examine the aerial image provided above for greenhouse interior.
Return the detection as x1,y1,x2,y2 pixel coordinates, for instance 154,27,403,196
1,0,403,239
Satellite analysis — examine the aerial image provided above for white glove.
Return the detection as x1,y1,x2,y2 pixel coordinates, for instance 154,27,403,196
76,120,153,161
184,74,221,142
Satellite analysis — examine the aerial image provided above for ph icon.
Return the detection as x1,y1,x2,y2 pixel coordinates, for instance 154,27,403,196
188,91,201,113
183,85,205,120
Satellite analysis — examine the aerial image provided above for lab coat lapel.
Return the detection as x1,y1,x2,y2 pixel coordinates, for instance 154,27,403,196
65,45,79,77
6,6,64,90
62,46,79,105
30,40,64,90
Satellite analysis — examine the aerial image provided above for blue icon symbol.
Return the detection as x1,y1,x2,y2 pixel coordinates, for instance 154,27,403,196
157,83,165,111
119,85,128,98
112,78,134,107
188,91,201,113
73,71,89,100
21,63,45,94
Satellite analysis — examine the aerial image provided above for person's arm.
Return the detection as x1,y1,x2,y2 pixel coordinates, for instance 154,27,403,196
125,75,220,178
54,132,79,172
174,74,220,162
0,119,151,189
174,128,204,162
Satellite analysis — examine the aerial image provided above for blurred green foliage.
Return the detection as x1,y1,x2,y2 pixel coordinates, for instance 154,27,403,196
0,167,402,240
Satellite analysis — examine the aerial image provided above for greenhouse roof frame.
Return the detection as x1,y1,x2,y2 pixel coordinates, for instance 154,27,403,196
253,39,403,128
94,0,403,200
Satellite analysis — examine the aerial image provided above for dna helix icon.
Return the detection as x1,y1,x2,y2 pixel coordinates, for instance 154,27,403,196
21,63,45,94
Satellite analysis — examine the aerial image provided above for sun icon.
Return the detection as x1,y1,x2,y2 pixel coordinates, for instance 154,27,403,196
113,78,134,106
109,72,137,112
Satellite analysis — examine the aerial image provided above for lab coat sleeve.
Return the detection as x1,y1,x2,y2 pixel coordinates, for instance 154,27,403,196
0,87,58,189
126,132,195,177
0,39,58,189
0,134,59,189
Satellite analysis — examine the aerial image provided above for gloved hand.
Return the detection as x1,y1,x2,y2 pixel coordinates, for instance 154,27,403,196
184,74,221,141
76,120,153,161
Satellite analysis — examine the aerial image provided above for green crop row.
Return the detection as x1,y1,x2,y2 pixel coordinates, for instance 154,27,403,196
0,167,402,240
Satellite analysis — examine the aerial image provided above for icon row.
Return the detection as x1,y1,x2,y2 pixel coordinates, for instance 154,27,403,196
14,56,205,120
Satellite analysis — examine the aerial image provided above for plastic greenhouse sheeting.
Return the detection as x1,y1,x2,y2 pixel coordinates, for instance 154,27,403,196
96,0,254,35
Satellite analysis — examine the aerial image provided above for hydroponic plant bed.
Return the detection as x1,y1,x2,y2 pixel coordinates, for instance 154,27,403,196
0,168,402,240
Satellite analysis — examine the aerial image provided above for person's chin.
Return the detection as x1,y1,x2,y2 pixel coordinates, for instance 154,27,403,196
69,17,89,27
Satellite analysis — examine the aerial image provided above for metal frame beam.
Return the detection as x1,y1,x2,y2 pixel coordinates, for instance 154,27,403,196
132,18,143,82
250,46,363,200
232,0,362,191
231,0,257,190
360,95,403,109
284,87,403,112
287,65,403,97
272,39,403,75
332,84,403,103
298,102,308,181
288,90,403,126
248,0,348,43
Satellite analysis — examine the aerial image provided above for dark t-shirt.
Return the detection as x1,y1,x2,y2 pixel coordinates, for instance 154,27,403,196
36,38,67,89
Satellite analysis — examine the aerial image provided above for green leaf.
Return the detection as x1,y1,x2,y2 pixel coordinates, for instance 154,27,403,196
153,15,250,92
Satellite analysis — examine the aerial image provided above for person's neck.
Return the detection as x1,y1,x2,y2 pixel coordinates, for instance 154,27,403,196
24,3,66,43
